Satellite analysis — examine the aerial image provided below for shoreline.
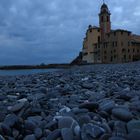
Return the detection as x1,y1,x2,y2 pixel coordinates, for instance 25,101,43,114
0,60,140,70
0,64,71,70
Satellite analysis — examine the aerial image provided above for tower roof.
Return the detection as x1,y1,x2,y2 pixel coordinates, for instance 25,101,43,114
101,3,108,9
100,3,110,15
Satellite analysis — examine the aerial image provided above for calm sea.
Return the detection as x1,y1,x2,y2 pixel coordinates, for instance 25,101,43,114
0,69,61,76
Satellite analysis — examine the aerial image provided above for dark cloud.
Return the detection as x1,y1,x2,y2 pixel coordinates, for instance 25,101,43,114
0,0,139,65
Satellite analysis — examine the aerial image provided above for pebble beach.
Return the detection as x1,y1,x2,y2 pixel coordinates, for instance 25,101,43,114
0,62,140,140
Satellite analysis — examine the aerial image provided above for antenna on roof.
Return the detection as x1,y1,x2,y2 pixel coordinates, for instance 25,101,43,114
103,0,105,4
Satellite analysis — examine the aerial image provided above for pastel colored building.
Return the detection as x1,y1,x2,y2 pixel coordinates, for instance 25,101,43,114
82,3,140,63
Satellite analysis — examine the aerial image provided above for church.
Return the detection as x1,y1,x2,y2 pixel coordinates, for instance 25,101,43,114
82,3,140,63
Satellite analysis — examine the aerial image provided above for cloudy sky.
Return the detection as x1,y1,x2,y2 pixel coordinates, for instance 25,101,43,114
0,0,140,65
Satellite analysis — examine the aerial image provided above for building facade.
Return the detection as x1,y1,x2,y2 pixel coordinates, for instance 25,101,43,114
82,3,140,64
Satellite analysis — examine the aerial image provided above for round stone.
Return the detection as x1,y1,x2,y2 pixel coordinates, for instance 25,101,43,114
1,123,11,136
23,134,36,140
81,123,105,139
99,134,112,140
58,116,80,136
12,129,19,138
109,137,126,140
0,135,5,140
8,102,25,112
127,120,140,133
79,102,99,111
61,128,74,140
99,100,115,112
46,129,61,140
127,129,140,140
34,128,42,138
24,120,37,131
78,115,91,126
112,108,133,121
4,114,18,127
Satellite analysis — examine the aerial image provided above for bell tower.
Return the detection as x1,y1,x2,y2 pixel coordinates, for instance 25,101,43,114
99,2,111,41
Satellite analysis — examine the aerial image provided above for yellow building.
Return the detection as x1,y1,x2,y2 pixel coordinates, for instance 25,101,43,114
82,3,140,64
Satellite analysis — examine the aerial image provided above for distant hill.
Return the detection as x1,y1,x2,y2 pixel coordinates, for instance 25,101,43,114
71,52,83,65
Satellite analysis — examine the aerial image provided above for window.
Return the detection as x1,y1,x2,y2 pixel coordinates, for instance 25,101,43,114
112,42,114,47
121,31,123,35
128,49,130,53
98,36,100,43
114,49,116,53
101,16,104,22
84,52,88,56
104,42,108,48
133,48,135,52
114,55,116,59
89,29,92,33
104,51,107,54
110,56,113,62
104,56,107,59
129,55,131,59
115,42,117,46
124,55,126,59
122,48,125,53
107,16,109,22
95,44,97,49
114,32,116,36
137,49,139,53
128,42,130,46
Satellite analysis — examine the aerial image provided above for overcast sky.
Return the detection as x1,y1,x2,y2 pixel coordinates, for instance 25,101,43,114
0,0,140,65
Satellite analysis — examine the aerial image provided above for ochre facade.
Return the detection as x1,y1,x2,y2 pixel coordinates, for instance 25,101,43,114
82,3,140,64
